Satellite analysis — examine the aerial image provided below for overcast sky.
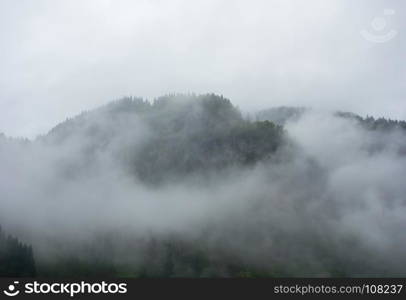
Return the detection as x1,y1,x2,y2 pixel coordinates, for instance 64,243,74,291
0,0,405,138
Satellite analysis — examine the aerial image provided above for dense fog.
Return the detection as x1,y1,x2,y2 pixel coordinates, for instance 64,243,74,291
1,94,406,277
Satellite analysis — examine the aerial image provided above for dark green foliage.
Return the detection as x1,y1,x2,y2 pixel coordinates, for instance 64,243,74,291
0,227,36,277
336,111,406,131
131,94,284,183
361,116,406,131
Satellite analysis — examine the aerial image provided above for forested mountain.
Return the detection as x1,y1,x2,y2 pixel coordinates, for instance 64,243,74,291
1,94,406,277
41,94,284,184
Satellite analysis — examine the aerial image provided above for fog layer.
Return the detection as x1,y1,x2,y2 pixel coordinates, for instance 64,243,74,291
1,95,406,276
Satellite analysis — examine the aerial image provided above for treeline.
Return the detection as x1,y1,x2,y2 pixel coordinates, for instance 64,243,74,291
0,226,36,277
335,111,406,131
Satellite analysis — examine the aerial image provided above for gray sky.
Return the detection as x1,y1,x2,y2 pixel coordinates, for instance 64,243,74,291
0,0,405,138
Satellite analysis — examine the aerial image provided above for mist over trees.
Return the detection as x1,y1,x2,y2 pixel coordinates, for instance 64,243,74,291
41,94,284,185
1,94,406,277
256,107,308,125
